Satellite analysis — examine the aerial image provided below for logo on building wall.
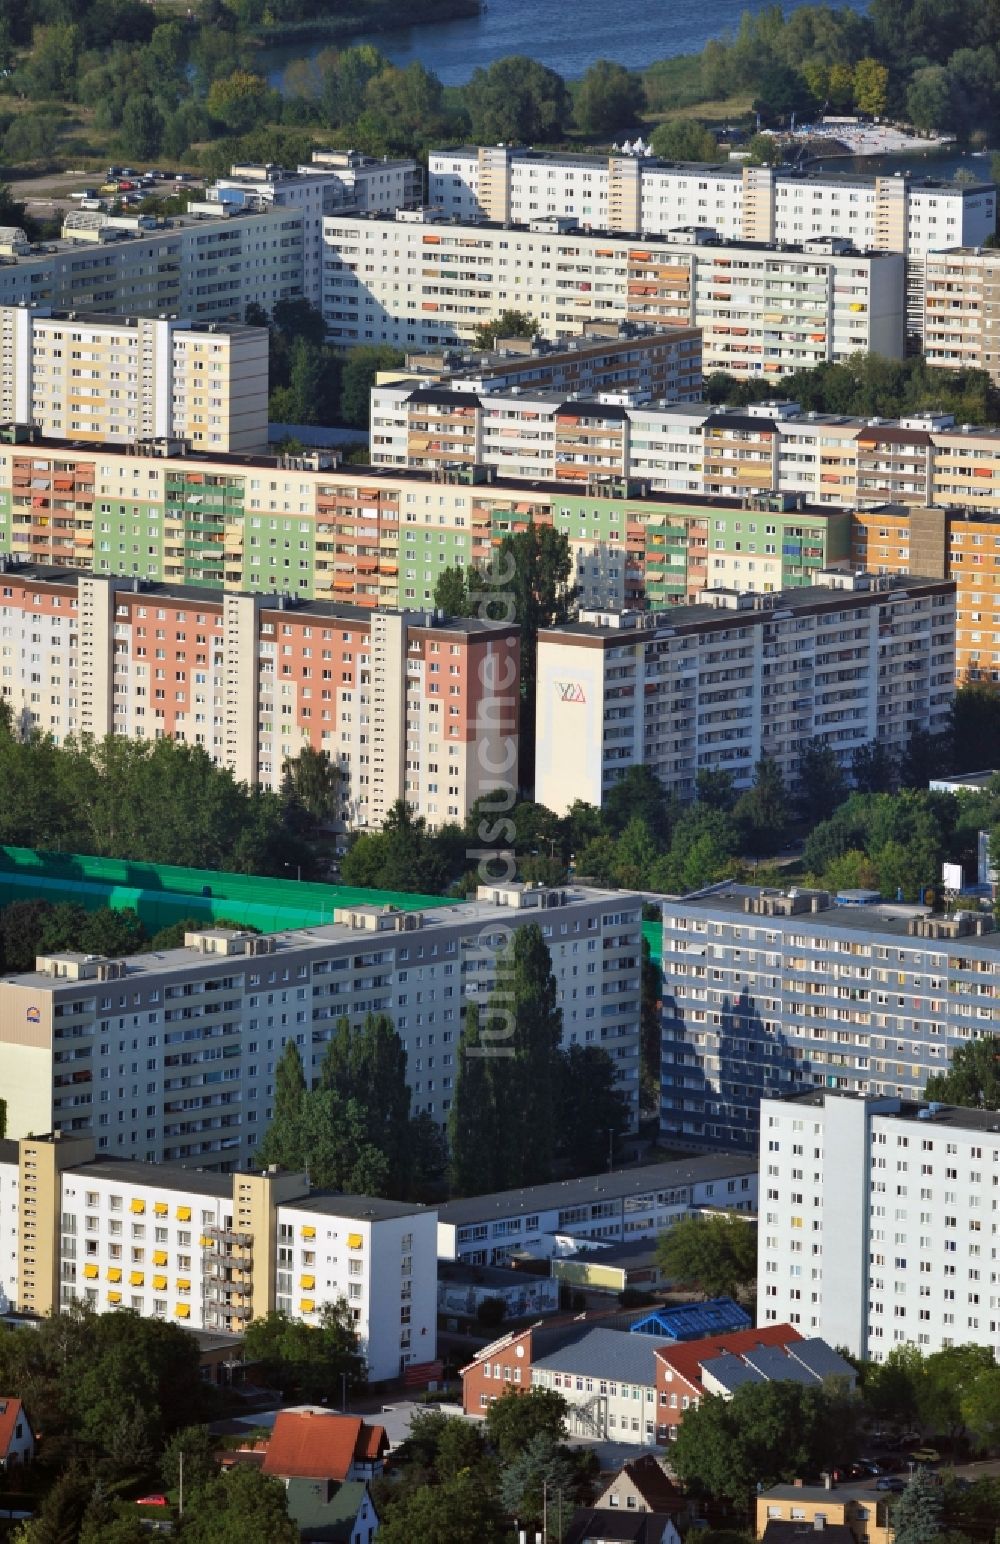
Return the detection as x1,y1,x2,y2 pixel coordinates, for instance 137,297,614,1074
26,1006,40,1024
555,682,586,704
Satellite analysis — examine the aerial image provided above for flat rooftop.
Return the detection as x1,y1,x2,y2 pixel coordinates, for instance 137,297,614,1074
544,573,952,640
663,883,1000,945
437,1152,757,1226
777,1090,1000,1135
431,145,992,193
1,885,635,990
0,565,513,634
282,1191,430,1222
1,204,301,265
70,1157,234,1197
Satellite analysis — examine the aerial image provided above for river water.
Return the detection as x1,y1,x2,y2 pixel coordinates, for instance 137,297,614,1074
260,0,869,88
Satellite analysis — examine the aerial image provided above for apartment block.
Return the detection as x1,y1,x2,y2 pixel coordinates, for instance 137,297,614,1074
436,1153,758,1266
0,884,642,1163
758,1090,1000,1362
427,149,994,264
0,566,518,827
660,889,1000,1152
0,309,268,453
429,149,994,343
378,320,703,405
0,207,304,322
321,211,904,373
0,1133,435,1379
924,246,1000,385
200,151,422,304
852,501,1000,682
535,572,955,813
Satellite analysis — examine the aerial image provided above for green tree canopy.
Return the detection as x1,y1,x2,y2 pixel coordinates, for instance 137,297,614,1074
649,119,720,161
466,55,570,143
484,1386,568,1464
177,1465,299,1544
574,60,645,134
242,1305,364,1403
656,1213,758,1300
926,1035,1000,1108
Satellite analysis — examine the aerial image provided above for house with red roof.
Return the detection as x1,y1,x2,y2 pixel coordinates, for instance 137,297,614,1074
0,1399,34,1468
261,1410,389,1486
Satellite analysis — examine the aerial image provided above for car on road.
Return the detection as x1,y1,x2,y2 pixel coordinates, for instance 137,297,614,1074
876,1476,906,1492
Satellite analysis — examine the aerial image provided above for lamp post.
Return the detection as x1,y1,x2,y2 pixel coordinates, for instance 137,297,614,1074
284,861,302,882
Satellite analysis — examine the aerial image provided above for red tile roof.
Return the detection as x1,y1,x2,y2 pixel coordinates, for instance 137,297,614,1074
0,1398,29,1457
655,1324,802,1393
262,1412,388,1482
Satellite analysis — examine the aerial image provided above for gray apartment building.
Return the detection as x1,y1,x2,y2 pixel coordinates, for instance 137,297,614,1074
0,883,642,1169
660,885,999,1149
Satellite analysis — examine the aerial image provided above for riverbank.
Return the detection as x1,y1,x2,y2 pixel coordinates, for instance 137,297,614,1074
250,0,479,50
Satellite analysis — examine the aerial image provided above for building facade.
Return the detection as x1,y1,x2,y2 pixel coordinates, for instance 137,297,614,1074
200,151,422,305
436,1154,758,1265
535,573,955,812
321,211,904,372
0,309,268,453
0,885,642,1164
0,206,304,323
661,889,1000,1151
0,567,519,827
0,1132,434,1378
758,1090,1000,1363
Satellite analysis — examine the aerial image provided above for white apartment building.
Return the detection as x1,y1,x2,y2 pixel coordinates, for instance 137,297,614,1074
0,567,520,829
427,148,995,340
427,148,994,259
0,1132,435,1378
0,885,642,1165
0,309,268,452
436,1153,758,1266
321,210,904,374
201,151,422,304
0,207,304,323
534,571,956,813
758,1091,1000,1363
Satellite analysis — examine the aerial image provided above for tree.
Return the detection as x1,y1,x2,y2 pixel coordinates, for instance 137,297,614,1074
17,1464,92,1544
2,113,59,165
854,57,890,116
498,1432,580,1527
448,1003,502,1196
281,744,339,825
656,1213,758,1300
433,564,478,617
487,924,564,1189
671,1381,855,1507
795,739,847,827
851,740,897,795
960,1364,1000,1449
602,764,672,844
746,132,782,166
574,60,645,134
891,1469,942,1544
926,1035,1000,1108
161,1424,218,1495
466,56,570,144
119,93,164,159
650,120,720,162
907,67,953,134
484,1387,568,1464
339,345,405,428
556,1044,630,1174
242,1305,364,1403
378,1470,505,1544
178,1466,299,1544
206,70,269,133
272,1039,306,1130
318,1012,411,1195
471,310,537,351
735,756,789,856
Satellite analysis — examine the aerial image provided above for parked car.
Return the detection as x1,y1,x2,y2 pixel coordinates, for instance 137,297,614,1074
876,1477,906,1492
909,1448,941,1466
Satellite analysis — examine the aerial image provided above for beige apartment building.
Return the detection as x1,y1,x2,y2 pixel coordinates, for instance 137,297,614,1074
0,309,268,452
924,246,1000,385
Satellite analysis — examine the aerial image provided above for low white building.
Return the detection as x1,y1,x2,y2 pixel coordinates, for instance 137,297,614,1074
759,1090,1000,1361
436,1153,758,1266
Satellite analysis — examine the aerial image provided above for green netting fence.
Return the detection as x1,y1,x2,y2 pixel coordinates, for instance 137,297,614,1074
0,846,451,935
